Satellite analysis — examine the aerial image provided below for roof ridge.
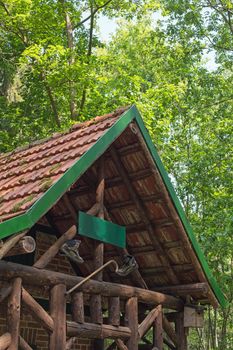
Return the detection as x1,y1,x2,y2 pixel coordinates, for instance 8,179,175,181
0,106,129,160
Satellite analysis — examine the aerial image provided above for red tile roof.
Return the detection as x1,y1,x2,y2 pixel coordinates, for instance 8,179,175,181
0,108,128,222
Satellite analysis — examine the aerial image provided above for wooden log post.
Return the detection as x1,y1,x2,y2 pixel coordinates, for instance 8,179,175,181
72,292,84,323
91,159,105,350
125,297,138,350
50,284,66,350
153,305,163,350
0,333,11,350
109,297,120,326
175,312,188,350
34,225,76,269
22,287,54,332
7,277,22,350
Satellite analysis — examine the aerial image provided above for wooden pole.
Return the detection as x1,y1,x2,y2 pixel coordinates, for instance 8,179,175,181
153,282,209,297
50,284,66,350
7,277,22,350
175,312,188,350
90,159,105,350
6,236,36,257
34,225,76,269
125,297,138,350
0,333,11,350
162,315,177,347
0,232,26,259
153,305,163,350
22,287,54,332
109,297,120,326
72,292,84,323
90,158,104,326
138,305,161,340
67,321,131,339
0,260,183,310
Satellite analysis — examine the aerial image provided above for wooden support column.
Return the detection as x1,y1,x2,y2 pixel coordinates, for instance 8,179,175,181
72,292,84,323
109,297,120,326
175,312,188,350
7,277,22,350
50,284,66,350
91,158,105,350
125,297,138,350
22,287,54,332
153,305,163,350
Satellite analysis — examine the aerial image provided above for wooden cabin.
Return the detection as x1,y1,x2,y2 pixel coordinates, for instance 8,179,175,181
0,105,226,350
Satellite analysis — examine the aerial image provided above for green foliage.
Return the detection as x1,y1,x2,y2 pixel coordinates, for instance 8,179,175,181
0,0,232,348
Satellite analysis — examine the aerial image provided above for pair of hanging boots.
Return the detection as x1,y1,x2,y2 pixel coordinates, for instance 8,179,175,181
60,239,138,277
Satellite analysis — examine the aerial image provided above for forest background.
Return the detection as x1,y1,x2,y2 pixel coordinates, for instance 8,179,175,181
0,0,232,348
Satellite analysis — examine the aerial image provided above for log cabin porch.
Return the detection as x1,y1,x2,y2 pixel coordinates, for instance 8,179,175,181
0,106,226,349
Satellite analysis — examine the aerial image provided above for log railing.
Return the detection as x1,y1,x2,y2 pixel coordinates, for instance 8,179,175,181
0,262,183,350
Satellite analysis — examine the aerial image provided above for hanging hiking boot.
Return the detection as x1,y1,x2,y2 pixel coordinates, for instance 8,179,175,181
60,239,84,264
117,254,138,277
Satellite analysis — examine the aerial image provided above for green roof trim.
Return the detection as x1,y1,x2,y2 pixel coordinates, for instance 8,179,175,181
0,105,226,308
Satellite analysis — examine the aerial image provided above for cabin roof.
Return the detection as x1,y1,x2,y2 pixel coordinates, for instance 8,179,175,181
0,105,226,308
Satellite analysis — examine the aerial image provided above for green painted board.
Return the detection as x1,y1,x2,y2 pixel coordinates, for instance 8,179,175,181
78,211,126,248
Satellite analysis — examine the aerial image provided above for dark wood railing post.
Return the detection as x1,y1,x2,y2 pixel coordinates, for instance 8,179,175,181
50,284,66,350
153,305,163,350
7,277,22,350
72,291,84,323
175,312,188,350
125,297,138,350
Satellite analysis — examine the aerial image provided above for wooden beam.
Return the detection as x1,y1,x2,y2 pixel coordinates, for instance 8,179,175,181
0,333,11,350
7,277,22,350
153,282,209,296
162,315,177,347
0,232,26,259
0,260,183,310
34,225,76,269
67,321,131,339
50,284,66,350
72,292,84,323
22,287,54,332
138,305,161,340
19,336,33,350
135,123,218,308
153,306,163,350
110,146,179,285
5,236,36,257
125,297,138,350
116,339,128,350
